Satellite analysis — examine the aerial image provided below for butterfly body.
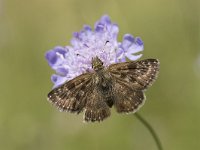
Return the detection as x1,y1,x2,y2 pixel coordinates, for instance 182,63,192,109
48,57,160,122
92,58,114,108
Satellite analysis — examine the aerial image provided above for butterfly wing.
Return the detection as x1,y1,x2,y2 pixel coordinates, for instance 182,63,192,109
47,73,93,114
109,59,159,113
113,79,145,113
84,87,111,122
108,59,160,90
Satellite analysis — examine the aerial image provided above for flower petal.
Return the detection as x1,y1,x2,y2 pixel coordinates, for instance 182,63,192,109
56,67,68,76
126,53,143,61
45,50,57,67
51,74,68,88
121,34,135,51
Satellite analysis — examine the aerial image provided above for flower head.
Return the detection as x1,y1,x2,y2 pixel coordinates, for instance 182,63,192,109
45,15,144,88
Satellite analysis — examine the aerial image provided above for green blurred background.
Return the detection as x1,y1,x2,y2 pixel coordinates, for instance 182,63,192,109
0,0,200,150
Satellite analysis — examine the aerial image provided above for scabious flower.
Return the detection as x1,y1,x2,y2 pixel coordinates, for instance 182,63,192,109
45,15,144,88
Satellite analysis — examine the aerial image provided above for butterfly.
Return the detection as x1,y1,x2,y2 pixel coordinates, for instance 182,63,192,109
47,57,160,122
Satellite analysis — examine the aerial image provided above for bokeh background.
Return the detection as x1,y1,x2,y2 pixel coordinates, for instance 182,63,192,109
0,0,200,150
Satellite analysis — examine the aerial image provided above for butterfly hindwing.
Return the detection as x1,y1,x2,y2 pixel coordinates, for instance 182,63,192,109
113,79,145,113
47,73,93,113
108,59,160,90
84,88,111,122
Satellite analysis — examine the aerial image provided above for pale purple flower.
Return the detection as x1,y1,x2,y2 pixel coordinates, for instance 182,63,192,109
45,15,144,88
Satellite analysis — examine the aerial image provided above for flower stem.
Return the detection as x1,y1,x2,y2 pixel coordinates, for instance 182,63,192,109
134,113,163,150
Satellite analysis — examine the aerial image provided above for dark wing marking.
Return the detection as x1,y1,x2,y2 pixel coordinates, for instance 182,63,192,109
47,73,93,113
108,59,160,90
84,88,111,122
113,80,145,113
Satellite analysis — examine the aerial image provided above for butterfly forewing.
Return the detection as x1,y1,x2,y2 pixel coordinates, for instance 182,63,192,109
109,59,160,90
48,73,93,113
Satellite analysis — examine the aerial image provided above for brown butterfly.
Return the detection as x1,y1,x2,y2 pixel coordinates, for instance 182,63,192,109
47,57,160,122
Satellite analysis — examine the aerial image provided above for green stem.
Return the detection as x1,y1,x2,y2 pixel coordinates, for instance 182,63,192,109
134,113,163,150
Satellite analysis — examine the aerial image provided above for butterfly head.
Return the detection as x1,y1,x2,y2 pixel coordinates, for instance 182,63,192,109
92,57,104,71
